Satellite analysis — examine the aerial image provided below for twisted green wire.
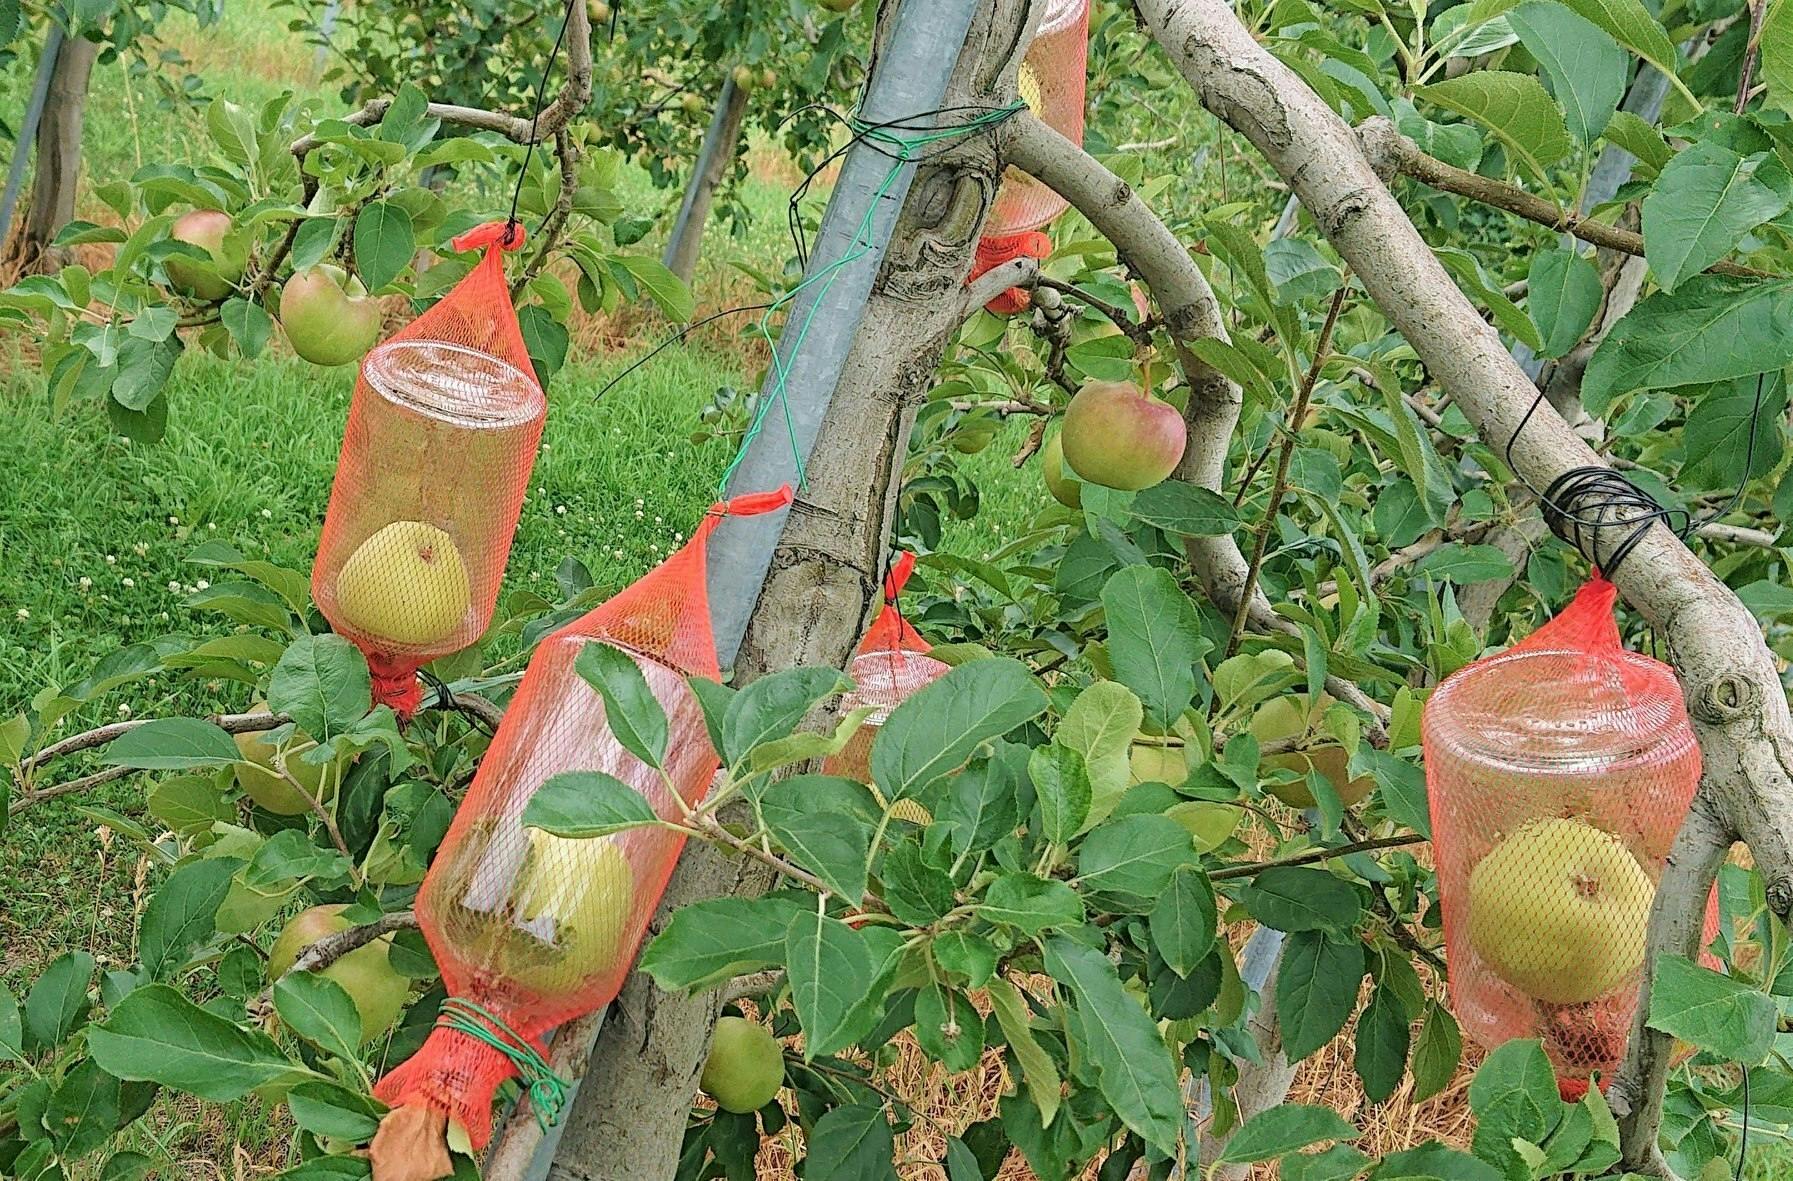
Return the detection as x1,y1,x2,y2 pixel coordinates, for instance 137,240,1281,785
716,101,1027,499
436,997,571,1132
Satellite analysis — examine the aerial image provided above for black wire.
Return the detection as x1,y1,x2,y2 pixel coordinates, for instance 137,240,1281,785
590,302,776,402
1736,1062,1751,1180
503,0,581,245
418,669,494,736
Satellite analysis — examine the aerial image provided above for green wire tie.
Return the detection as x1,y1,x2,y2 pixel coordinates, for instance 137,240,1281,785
715,101,1027,500
435,996,571,1132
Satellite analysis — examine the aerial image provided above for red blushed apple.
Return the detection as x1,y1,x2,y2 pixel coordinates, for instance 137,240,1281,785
165,210,245,302
1059,380,1187,491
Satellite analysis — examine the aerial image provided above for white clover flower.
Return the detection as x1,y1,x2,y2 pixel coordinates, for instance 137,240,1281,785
132,543,148,556
122,578,135,588
79,577,92,590
105,554,116,564
634,498,644,507
195,579,209,591
117,704,132,717
634,510,645,519
613,548,625,559
654,516,662,524
168,516,179,525
207,522,216,530
260,509,272,519
168,581,181,592
556,505,567,515
158,612,169,621
14,608,27,620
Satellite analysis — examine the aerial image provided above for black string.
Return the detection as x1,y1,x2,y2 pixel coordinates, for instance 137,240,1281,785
590,302,776,401
1736,1062,1750,1181
502,0,583,245
1506,373,1769,580
419,669,494,736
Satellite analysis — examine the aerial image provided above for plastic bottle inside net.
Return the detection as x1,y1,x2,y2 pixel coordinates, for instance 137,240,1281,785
371,486,792,1149
967,0,1089,314
1423,576,1719,1098
824,552,950,787
312,222,545,721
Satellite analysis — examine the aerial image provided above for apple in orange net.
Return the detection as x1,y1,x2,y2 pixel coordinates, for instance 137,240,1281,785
498,829,636,996
278,264,382,367
1041,432,1081,508
335,521,471,646
700,1016,785,1114
1017,62,1044,116
1247,695,1375,810
1468,818,1653,1006
1059,380,1187,492
164,210,245,301
269,905,410,1043
234,706,341,815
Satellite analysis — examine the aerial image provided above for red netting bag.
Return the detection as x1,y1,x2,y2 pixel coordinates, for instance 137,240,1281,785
371,486,792,1149
969,0,1089,314
1424,576,1719,1098
312,222,545,721
824,553,951,784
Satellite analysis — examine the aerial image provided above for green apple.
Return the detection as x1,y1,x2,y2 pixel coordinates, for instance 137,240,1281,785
731,65,756,92
497,830,636,997
165,210,245,302
1248,695,1374,810
335,520,472,646
953,419,999,454
1041,433,1081,508
269,905,410,1043
1060,380,1188,492
1166,801,1243,854
279,264,382,367
680,93,705,116
234,711,338,815
700,1016,784,1114
1468,818,1653,1005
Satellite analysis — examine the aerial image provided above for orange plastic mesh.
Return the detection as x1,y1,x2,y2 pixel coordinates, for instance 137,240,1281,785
312,222,545,720
968,232,1054,315
372,486,792,1147
824,552,950,782
1424,576,1717,1098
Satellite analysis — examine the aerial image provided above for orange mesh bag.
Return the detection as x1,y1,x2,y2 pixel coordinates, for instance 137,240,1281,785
824,553,951,784
311,222,545,721
371,486,793,1149
1424,576,1719,1098
968,0,1089,314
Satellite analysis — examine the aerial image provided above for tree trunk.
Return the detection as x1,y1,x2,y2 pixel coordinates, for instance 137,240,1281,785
11,31,98,274
661,76,750,286
541,4,1035,1178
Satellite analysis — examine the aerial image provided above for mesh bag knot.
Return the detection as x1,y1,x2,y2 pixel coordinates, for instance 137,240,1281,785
311,221,545,722
825,552,951,784
372,486,792,1147
1423,575,1716,1097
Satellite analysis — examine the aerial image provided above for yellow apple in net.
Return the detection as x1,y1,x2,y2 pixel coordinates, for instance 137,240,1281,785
498,829,636,997
700,1015,785,1114
1468,818,1653,1006
1017,63,1044,116
336,520,471,646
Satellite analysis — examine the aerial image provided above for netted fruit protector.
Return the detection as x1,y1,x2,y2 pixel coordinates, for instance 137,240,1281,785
825,552,950,788
372,487,793,1149
969,0,1089,314
312,222,545,720
1424,576,1717,1097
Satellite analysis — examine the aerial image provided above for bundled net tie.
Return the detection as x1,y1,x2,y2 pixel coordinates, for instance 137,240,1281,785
434,997,569,1132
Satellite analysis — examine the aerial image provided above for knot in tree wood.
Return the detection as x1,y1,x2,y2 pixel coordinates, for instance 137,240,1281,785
1691,671,1759,724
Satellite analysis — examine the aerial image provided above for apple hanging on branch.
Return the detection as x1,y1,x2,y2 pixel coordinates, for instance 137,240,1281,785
164,210,246,302
279,264,384,367
1059,379,1187,492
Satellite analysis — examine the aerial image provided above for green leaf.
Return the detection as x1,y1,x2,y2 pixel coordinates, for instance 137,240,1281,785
1150,865,1218,977
0,983,21,1062
88,984,313,1100
103,718,239,770
766,808,872,901
1276,931,1365,1060
221,298,273,359
140,858,234,979
1283,1145,1374,1181
1507,1,1627,146
880,840,956,926
1468,1038,1560,1143
914,984,984,1071
719,667,845,768
1076,814,1197,904
101,1151,157,1181
574,642,669,770
1583,276,1793,413
1409,542,1514,584
977,873,1086,933
274,972,365,1060
286,1081,385,1141
1528,246,1603,359
1602,110,1674,174
1055,681,1142,830
1765,0,1793,115
987,975,1061,1128
352,202,415,293
1369,1142,1502,1181
1416,72,1573,183
521,770,659,838
1100,565,1208,732
46,1057,126,1157
1555,0,1682,98
612,254,695,323
804,1105,899,1181
1642,142,1792,292
1354,985,1410,1103
269,635,372,743
1411,1001,1463,1102
638,896,805,992
1240,867,1362,933
785,911,879,1058
939,756,1022,857
1129,481,1240,536
1681,373,1787,488
1030,744,1091,844
24,951,95,1051
1043,937,1183,1152
870,658,1046,800
1220,1103,1358,1164
1648,954,1777,1064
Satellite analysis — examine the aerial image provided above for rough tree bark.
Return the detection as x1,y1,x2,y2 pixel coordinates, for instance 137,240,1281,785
1141,2,1793,1173
662,76,752,285
7,30,99,274
540,4,1037,1178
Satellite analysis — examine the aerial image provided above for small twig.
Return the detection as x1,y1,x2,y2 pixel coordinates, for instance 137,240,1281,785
1736,0,1771,116
249,910,419,1018
722,970,786,1002
1034,275,1152,346
1227,286,1348,656
8,765,135,813
514,127,581,295
947,398,1052,416
1210,833,1428,880
22,710,290,778
959,256,1040,321
277,764,361,885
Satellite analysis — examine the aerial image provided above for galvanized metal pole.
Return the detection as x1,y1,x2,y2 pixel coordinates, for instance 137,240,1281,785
314,0,340,71
0,24,64,252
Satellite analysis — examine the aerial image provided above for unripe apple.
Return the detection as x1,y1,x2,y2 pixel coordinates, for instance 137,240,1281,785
1468,818,1653,1005
1059,381,1187,492
1041,432,1081,508
279,264,382,367
335,520,472,647
165,210,245,302
731,65,756,92
953,419,999,454
759,68,777,90
269,905,410,1043
235,720,338,816
1248,695,1374,810
492,830,635,997
680,93,705,116
587,0,611,23
701,1016,784,1114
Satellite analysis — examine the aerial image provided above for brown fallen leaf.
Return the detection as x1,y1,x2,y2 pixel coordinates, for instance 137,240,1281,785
370,1104,455,1181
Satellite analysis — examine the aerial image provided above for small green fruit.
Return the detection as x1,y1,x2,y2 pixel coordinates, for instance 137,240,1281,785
279,264,382,367
234,722,336,816
701,1016,784,1114
731,65,756,91
335,520,472,647
1041,433,1081,508
1248,695,1374,810
680,93,705,116
269,905,410,1043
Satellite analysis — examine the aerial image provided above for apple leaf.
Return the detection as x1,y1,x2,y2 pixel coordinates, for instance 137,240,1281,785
269,634,372,743
1220,1103,1358,1164
352,201,414,293
102,718,240,770
1648,954,1777,1064
88,984,316,1100
869,657,1046,801
521,770,660,838
573,641,668,770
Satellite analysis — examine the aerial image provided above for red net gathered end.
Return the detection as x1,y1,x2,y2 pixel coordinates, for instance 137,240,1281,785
968,232,1054,316
826,552,950,783
1424,576,1716,1097
373,486,793,1147
311,222,544,721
